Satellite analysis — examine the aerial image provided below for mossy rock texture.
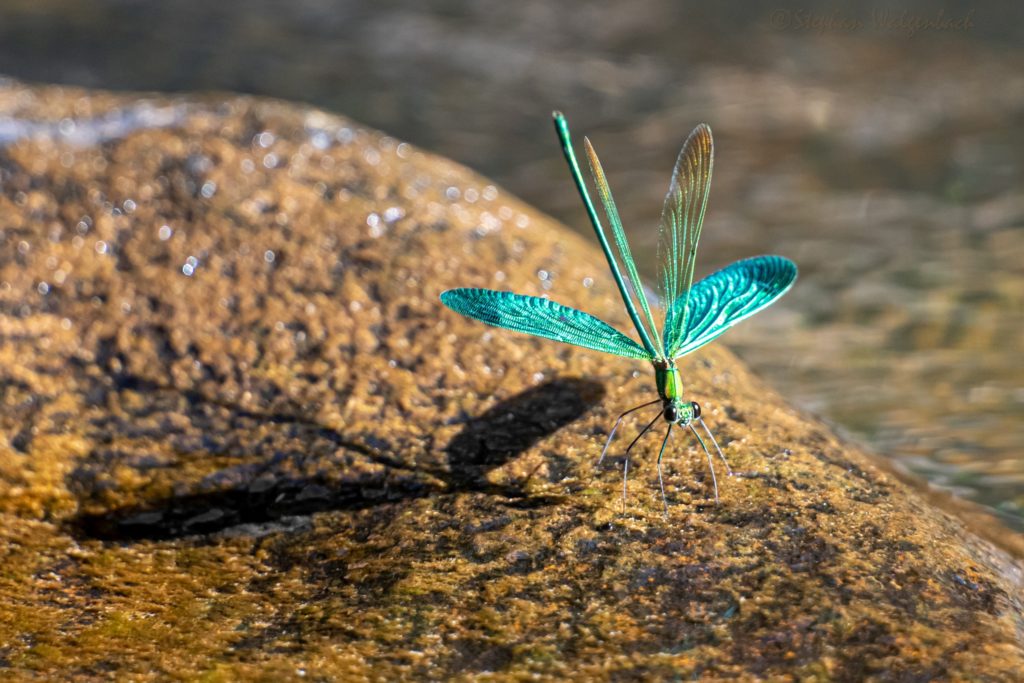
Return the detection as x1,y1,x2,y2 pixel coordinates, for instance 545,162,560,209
0,80,1022,681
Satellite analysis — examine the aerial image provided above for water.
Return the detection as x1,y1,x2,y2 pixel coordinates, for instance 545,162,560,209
0,0,1021,527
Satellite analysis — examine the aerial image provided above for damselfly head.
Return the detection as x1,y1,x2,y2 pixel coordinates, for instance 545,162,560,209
665,400,698,425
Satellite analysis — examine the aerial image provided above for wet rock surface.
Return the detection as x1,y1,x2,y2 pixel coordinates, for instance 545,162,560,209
0,81,1022,680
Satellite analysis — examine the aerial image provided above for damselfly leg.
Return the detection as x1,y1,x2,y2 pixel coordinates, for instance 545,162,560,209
598,399,661,466
622,411,661,509
688,423,720,502
697,416,734,477
655,423,674,516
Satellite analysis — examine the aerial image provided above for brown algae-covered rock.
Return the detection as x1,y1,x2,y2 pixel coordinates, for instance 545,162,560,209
0,80,1022,680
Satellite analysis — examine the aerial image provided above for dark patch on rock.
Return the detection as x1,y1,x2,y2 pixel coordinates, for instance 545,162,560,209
444,377,604,486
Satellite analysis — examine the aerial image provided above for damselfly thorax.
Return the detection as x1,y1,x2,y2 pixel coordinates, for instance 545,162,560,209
653,359,697,423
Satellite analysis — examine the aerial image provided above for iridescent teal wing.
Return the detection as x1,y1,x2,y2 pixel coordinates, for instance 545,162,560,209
664,255,797,358
440,288,654,360
583,137,663,353
658,124,714,357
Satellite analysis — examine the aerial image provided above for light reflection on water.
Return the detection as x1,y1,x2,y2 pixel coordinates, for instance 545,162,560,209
0,0,1021,527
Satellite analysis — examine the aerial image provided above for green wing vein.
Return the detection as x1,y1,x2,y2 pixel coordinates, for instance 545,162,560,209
664,255,797,358
583,137,662,352
441,288,652,360
658,124,714,356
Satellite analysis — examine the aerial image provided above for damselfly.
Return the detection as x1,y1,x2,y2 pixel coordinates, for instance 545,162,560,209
441,112,797,513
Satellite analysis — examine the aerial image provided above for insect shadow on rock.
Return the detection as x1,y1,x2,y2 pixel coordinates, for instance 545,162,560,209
67,378,598,542
441,112,798,514
65,391,439,542
444,377,605,492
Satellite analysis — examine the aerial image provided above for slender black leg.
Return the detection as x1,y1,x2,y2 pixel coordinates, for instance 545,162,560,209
598,399,661,466
688,423,720,502
655,423,674,516
697,417,734,476
622,411,662,509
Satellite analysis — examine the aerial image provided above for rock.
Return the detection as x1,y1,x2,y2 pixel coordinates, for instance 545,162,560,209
0,79,1022,680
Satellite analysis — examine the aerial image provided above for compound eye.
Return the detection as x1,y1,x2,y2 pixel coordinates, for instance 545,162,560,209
664,405,678,422
690,401,701,419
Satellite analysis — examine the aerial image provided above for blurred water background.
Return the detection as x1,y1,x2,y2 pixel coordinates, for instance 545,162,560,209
0,0,1021,528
